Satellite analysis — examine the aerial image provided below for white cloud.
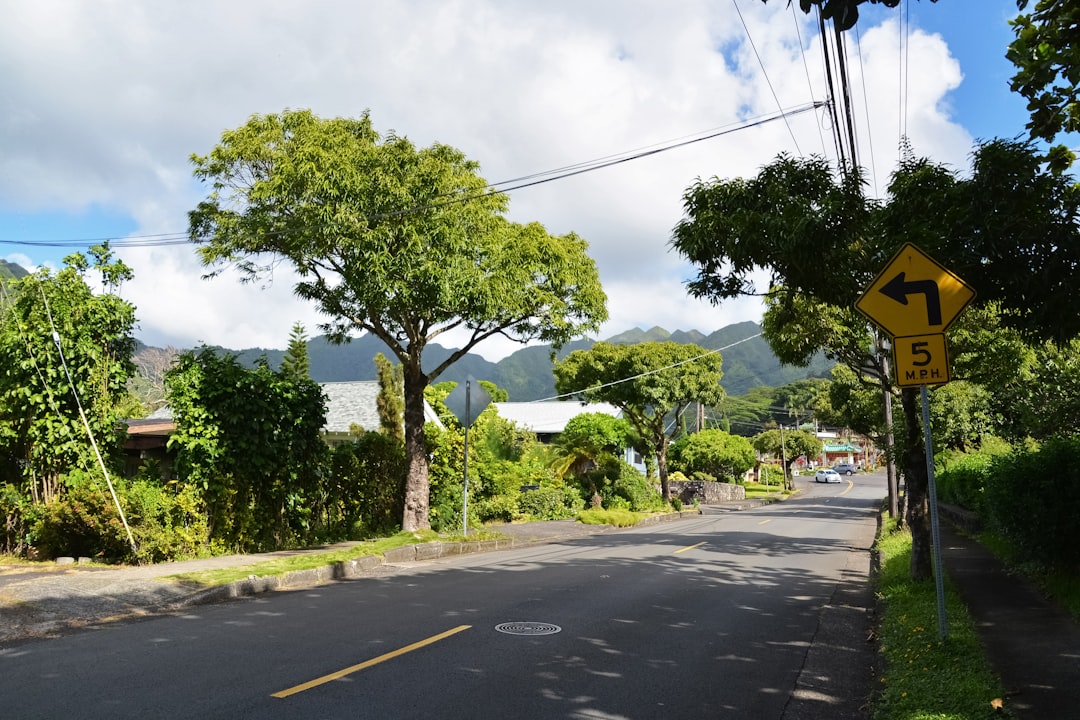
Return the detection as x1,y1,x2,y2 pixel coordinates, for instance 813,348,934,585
0,0,981,361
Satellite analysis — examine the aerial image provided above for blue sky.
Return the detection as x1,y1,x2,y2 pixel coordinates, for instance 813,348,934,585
0,0,1063,358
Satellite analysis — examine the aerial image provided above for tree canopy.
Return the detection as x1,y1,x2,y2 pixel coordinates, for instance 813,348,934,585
1008,0,1080,168
672,139,1080,578
672,429,756,483
0,248,136,504
188,109,607,531
553,341,725,500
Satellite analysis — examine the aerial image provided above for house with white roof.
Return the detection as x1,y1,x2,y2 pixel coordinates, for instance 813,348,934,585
493,400,647,474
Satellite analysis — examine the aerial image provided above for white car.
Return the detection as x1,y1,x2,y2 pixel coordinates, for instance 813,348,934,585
815,468,842,484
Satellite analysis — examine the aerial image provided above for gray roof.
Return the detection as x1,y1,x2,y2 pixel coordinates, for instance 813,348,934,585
321,381,443,434
493,401,622,434
136,381,441,435
321,381,382,433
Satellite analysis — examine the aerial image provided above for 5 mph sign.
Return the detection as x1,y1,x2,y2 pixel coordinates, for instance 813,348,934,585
856,243,975,387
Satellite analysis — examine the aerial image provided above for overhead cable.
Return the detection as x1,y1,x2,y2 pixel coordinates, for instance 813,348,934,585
0,103,823,252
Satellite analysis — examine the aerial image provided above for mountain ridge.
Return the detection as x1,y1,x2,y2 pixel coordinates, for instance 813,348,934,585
191,320,832,399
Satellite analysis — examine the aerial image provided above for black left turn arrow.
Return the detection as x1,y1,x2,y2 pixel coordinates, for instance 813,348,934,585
879,272,942,326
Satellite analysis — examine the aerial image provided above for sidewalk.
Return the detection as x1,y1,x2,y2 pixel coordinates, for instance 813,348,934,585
939,521,1080,719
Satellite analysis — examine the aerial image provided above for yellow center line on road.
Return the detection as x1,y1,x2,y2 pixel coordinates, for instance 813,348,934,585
841,480,854,495
673,542,706,554
272,624,472,699
758,519,772,525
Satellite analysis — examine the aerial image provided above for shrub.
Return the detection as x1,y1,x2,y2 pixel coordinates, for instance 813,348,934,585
935,453,993,512
581,458,662,512
518,485,581,520
982,436,1080,568
327,432,407,539
0,482,39,555
33,473,213,564
125,481,211,563
34,481,131,562
473,494,519,523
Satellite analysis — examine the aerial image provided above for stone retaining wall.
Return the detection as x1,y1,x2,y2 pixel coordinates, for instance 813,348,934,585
669,480,745,505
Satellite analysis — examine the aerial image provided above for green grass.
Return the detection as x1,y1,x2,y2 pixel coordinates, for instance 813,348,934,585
874,519,1009,719
576,507,646,527
167,529,445,587
743,480,789,500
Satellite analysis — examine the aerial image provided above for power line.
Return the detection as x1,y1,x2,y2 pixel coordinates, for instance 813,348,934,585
0,104,823,252
732,0,804,156
791,2,831,159
853,23,880,196
535,333,762,403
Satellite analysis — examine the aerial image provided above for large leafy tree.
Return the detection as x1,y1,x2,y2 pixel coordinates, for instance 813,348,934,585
672,139,1080,579
553,342,725,500
188,109,607,531
0,247,137,505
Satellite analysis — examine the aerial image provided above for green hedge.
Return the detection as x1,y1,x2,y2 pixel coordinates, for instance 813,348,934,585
983,436,1080,568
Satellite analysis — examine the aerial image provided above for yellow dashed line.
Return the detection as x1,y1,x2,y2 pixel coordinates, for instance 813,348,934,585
272,624,472,698
673,542,706,554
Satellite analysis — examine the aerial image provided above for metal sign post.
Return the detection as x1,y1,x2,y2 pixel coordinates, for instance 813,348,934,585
921,385,949,639
463,380,471,536
445,376,492,537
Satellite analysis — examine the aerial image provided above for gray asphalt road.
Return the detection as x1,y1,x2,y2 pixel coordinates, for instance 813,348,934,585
0,475,882,719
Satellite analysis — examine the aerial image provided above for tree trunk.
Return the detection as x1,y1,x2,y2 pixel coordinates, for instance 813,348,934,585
657,435,671,501
400,364,431,532
900,388,932,580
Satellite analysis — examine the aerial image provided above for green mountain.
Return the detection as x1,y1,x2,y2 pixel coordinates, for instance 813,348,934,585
0,260,30,282
6,257,831,396
193,321,832,400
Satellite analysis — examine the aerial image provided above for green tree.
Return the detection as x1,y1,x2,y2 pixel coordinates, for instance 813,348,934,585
553,342,725,500
280,322,311,381
1008,0,1080,170
551,412,634,482
773,377,832,427
672,140,1080,579
165,348,327,550
822,365,888,443
752,428,822,489
374,352,405,443
0,248,136,506
188,109,607,531
672,429,756,483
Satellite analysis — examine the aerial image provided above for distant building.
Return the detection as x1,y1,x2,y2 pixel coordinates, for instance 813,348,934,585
121,381,443,475
493,400,647,474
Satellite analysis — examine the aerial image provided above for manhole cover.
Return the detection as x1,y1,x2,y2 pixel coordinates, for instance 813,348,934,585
494,621,562,636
